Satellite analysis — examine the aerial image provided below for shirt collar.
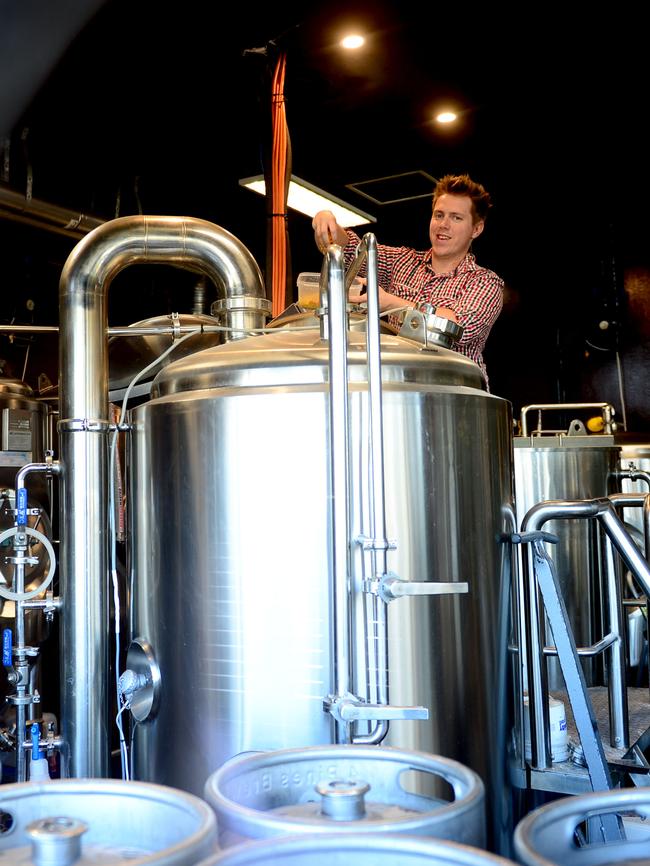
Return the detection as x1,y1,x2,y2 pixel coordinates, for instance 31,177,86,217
425,250,477,275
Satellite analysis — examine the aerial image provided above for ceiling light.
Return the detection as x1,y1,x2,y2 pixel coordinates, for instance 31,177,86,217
436,111,457,124
239,175,376,228
341,34,365,49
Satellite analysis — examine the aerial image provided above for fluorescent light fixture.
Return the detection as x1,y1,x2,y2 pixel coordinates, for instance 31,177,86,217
239,174,376,228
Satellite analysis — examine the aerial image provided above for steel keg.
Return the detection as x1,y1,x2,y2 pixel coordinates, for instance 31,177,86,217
514,787,650,866
203,745,485,849
0,779,217,865
196,833,518,866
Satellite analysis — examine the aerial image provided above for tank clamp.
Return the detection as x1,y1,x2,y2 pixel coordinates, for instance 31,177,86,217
510,530,559,545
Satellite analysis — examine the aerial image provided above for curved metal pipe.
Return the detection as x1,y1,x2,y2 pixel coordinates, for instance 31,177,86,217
58,215,267,777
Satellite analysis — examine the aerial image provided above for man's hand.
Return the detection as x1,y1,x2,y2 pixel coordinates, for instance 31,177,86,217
348,278,412,313
312,210,348,251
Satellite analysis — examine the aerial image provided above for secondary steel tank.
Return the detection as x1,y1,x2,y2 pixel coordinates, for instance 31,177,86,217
203,745,485,848
0,779,217,865
514,404,621,687
0,378,49,502
128,304,515,852
197,834,518,866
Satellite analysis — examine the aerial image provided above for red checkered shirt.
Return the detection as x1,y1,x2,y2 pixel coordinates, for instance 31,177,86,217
344,230,504,388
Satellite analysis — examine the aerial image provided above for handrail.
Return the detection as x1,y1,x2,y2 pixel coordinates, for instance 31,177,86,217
520,498,650,774
520,402,616,437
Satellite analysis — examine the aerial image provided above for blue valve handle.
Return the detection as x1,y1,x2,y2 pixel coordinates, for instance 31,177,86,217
2,629,11,667
31,722,44,759
17,488,28,527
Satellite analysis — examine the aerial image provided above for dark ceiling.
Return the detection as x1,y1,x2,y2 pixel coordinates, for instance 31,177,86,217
1,0,649,424
4,2,649,261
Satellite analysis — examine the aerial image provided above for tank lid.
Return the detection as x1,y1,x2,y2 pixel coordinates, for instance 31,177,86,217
151,329,485,397
108,313,224,390
0,378,34,397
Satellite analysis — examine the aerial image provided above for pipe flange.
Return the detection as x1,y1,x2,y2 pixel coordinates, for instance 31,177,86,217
211,296,272,315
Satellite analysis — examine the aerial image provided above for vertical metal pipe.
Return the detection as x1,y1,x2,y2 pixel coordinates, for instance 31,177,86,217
58,215,267,777
602,536,628,749
15,552,27,782
324,245,352,743
352,234,389,746
520,540,551,769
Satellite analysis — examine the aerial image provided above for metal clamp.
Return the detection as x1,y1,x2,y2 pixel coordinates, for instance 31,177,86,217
57,418,111,433
398,305,464,350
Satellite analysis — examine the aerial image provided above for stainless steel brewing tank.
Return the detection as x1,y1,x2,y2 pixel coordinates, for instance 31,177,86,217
513,433,620,688
128,328,515,852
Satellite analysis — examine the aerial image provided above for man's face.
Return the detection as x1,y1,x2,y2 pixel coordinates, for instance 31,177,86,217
429,193,484,260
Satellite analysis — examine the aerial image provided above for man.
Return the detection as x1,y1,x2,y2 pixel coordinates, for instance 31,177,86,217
312,173,504,388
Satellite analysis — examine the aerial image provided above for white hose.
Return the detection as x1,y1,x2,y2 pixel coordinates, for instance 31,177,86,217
0,526,56,600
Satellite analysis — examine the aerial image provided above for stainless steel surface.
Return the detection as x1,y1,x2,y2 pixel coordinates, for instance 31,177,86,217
0,779,217,865
196,834,518,866
108,313,225,391
58,214,268,778
514,434,621,688
514,788,650,866
203,745,485,848
129,322,515,853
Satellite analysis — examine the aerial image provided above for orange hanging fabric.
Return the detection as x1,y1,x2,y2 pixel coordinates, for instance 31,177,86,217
270,52,289,318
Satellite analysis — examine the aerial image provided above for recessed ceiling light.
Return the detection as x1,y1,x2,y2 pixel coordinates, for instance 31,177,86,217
436,111,457,124
341,34,365,49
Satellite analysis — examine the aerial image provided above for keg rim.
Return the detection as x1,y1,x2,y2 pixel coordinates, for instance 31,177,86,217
514,787,650,866
0,778,217,862
205,745,484,835
197,831,515,865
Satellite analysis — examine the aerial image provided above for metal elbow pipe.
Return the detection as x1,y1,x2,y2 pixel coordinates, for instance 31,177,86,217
58,215,267,777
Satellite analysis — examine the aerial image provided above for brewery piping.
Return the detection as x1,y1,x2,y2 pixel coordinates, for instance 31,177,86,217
58,214,268,777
